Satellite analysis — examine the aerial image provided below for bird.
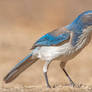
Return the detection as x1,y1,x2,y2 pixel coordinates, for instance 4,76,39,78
3,10,92,88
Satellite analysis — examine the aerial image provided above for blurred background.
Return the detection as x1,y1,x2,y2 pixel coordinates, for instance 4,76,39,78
0,0,92,87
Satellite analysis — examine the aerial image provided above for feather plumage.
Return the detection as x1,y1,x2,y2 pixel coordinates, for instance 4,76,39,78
31,28,70,49
4,54,38,83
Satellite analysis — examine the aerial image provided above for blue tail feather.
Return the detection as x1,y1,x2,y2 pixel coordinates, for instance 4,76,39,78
3,53,38,83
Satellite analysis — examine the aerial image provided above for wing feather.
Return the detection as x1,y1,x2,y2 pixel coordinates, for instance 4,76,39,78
31,28,70,49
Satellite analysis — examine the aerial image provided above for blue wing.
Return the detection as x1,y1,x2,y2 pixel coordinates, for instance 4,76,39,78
31,28,70,49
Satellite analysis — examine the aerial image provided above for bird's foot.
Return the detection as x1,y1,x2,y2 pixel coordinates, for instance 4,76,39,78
70,82,75,87
47,84,51,88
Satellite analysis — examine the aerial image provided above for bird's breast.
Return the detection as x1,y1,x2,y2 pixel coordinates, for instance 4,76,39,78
33,42,74,61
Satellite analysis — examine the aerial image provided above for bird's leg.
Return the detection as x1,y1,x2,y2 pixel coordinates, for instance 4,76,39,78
43,61,51,88
44,72,51,88
63,68,75,87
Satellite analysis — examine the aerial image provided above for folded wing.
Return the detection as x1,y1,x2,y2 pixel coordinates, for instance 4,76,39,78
31,28,70,49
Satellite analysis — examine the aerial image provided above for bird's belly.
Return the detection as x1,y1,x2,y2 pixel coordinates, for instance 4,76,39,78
34,42,74,61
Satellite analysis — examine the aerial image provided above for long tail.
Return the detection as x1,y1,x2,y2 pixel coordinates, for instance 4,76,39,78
3,53,38,83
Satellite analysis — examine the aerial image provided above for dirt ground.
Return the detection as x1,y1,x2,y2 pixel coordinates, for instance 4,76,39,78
0,0,92,92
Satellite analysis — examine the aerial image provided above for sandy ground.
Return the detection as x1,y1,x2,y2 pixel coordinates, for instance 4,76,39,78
1,85,92,92
0,0,92,92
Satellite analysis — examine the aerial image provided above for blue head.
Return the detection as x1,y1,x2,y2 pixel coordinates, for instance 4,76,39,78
66,10,92,31
66,10,92,46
